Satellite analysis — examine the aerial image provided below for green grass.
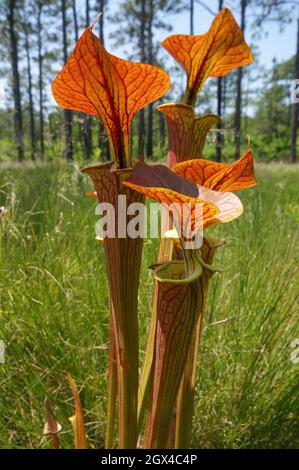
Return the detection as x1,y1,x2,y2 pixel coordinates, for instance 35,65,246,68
0,162,298,449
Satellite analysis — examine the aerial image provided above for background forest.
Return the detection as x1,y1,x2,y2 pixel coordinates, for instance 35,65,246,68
1,0,299,165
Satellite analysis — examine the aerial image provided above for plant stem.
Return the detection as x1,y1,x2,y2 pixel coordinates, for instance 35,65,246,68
174,238,224,448
105,301,117,449
137,304,156,432
175,310,204,448
138,238,179,432
82,163,145,449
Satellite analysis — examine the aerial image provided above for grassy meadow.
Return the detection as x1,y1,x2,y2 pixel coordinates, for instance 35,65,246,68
0,161,298,449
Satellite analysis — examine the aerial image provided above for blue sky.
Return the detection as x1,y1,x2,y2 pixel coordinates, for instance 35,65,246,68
0,0,297,108
104,0,297,67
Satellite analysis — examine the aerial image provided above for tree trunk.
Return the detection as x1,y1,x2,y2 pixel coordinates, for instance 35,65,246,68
96,0,110,160
146,106,153,158
190,0,194,34
25,26,36,161
291,17,299,163
72,0,79,42
146,0,154,158
7,0,24,162
216,77,222,162
216,0,224,162
234,0,246,160
86,0,90,32
83,117,93,160
83,0,93,161
37,1,45,159
138,0,146,157
159,101,166,151
72,0,85,156
222,76,227,117
98,0,105,42
62,0,73,161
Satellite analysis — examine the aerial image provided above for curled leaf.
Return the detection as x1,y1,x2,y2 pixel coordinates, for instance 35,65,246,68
123,161,243,233
157,103,220,167
67,373,87,449
43,397,62,449
162,8,253,106
123,160,218,234
155,259,203,285
52,19,170,168
173,150,256,192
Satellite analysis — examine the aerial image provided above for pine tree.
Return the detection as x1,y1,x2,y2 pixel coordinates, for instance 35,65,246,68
23,20,36,160
109,0,182,159
61,0,73,161
216,0,224,162
234,0,247,159
4,0,25,161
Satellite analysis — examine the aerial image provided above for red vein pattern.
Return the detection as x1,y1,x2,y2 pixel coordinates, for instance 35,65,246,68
146,260,202,448
157,103,220,168
162,8,254,106
52,23,170,167
82,162,145,448
173,150,256,192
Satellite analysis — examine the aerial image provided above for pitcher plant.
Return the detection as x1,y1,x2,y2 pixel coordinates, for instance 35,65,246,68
51,8,256,449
